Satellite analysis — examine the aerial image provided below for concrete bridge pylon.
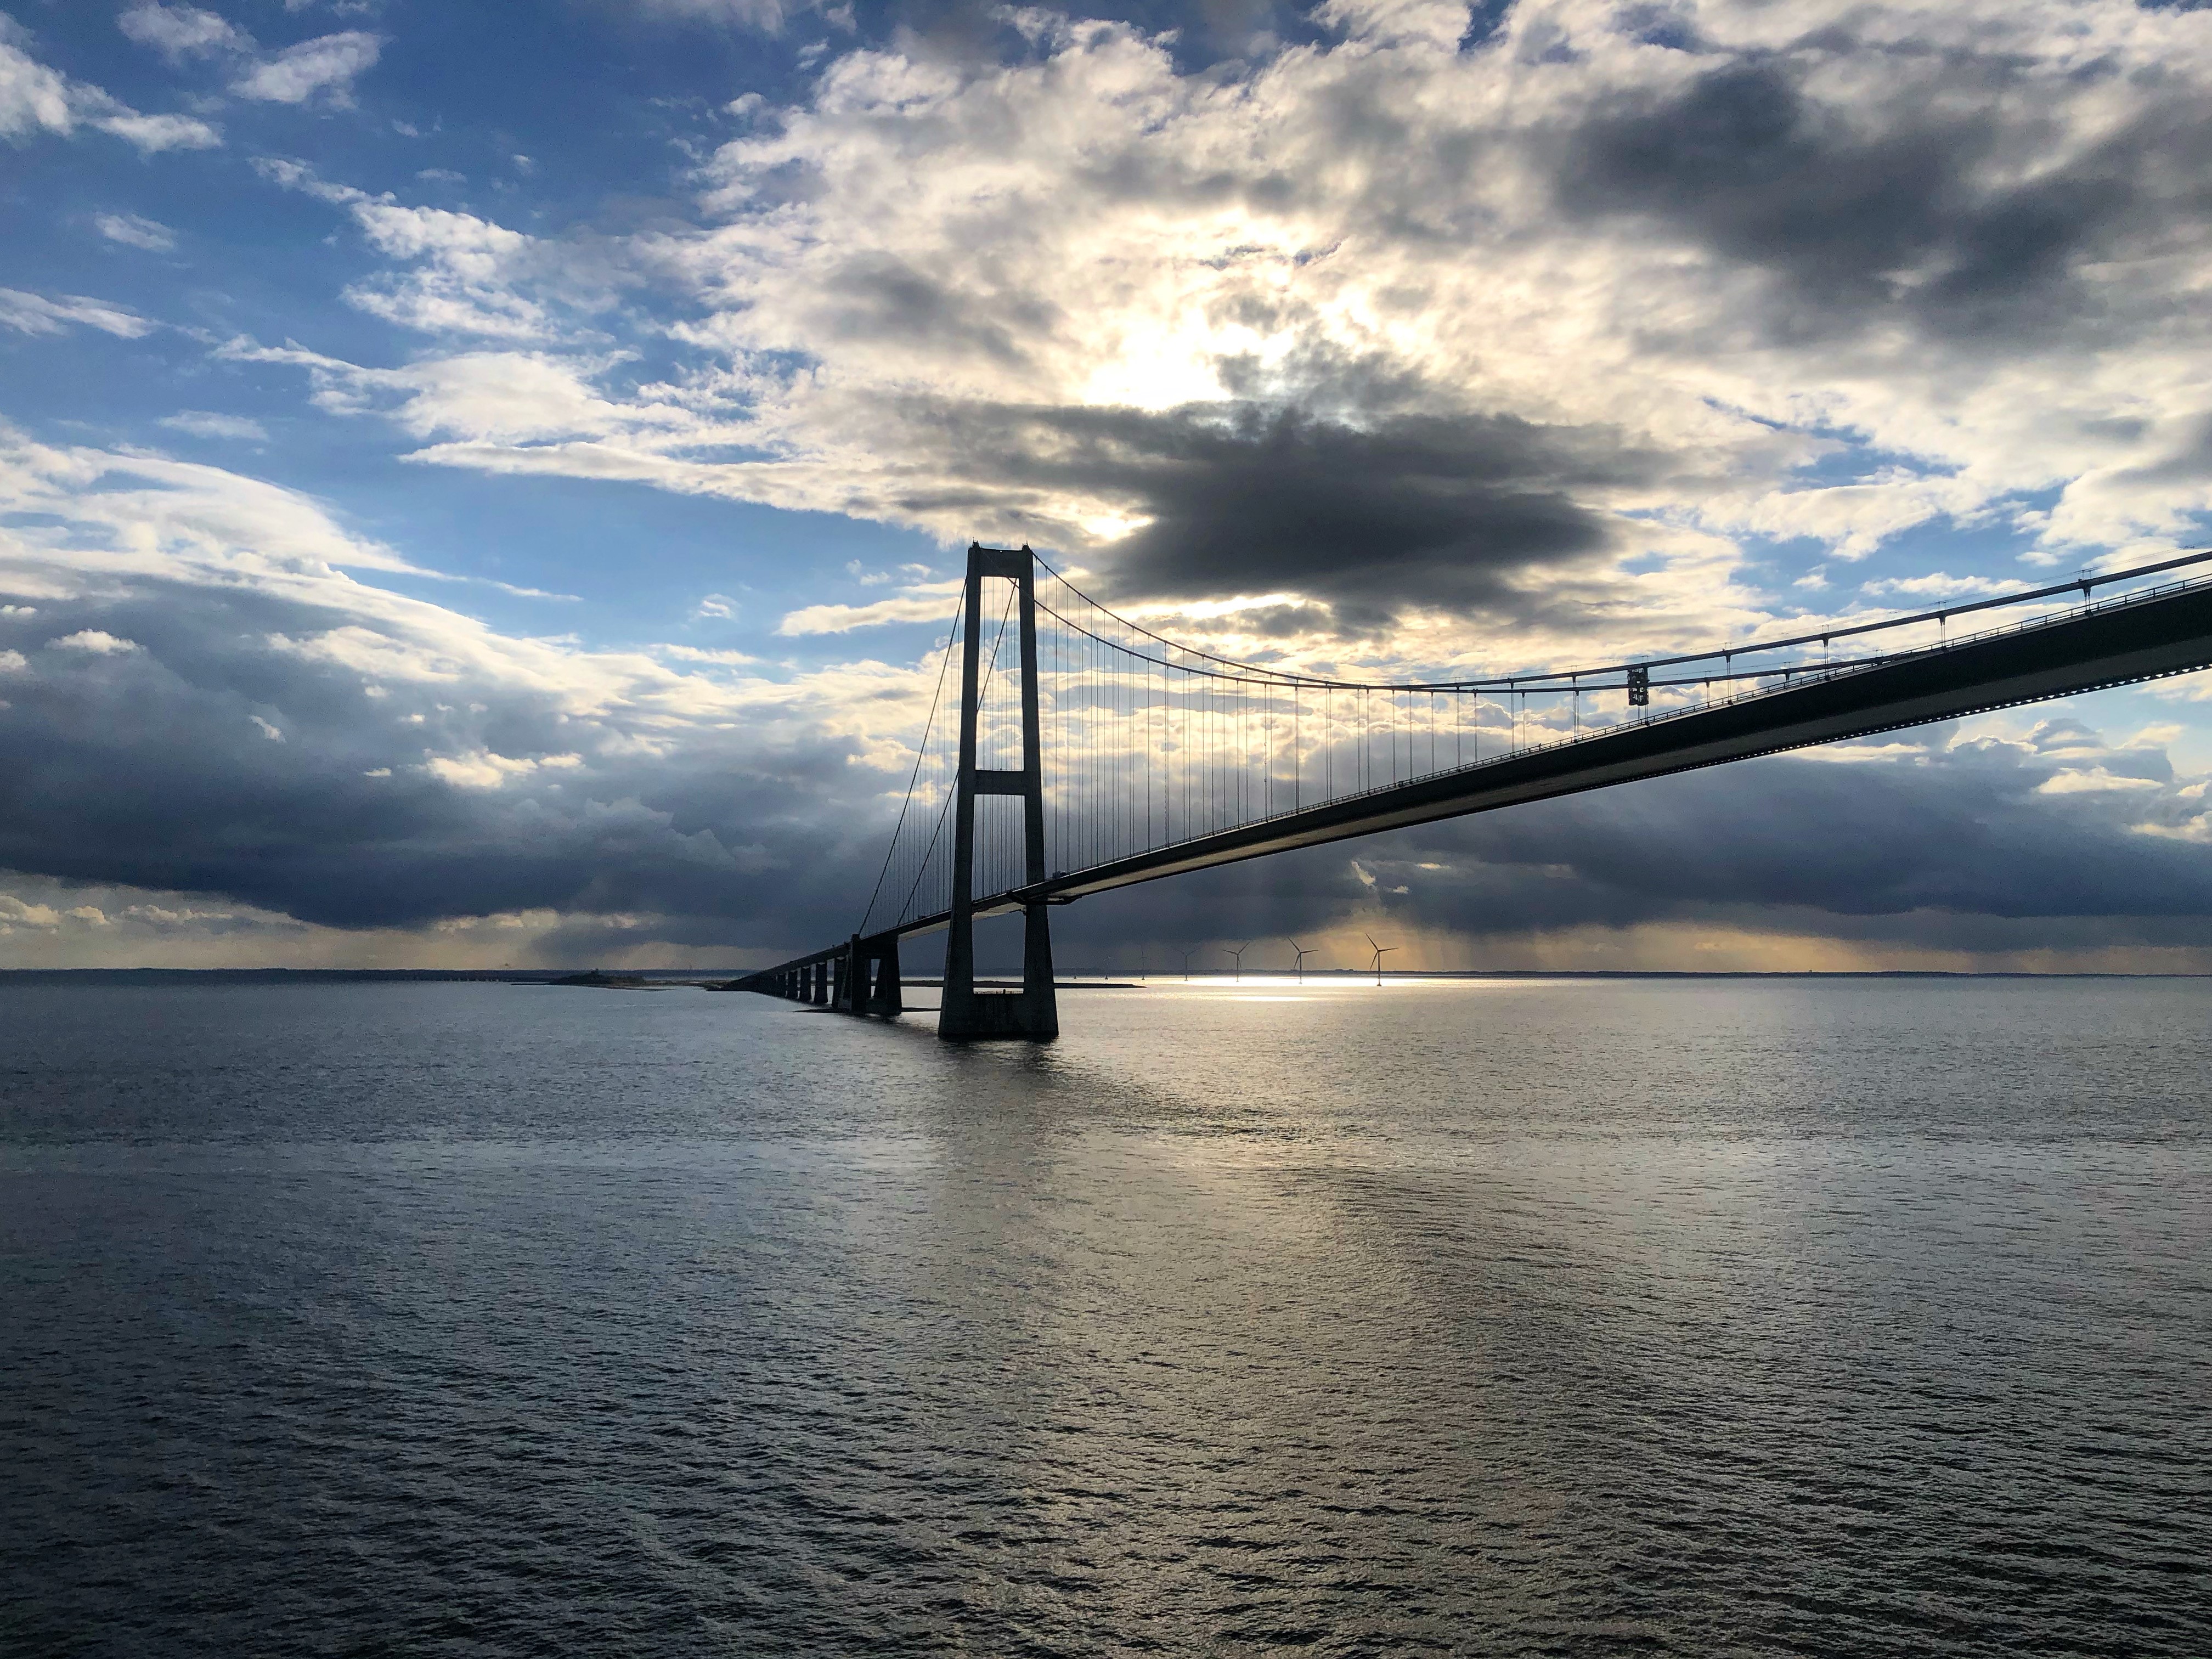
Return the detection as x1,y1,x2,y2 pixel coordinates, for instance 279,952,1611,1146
939,542,1058,1041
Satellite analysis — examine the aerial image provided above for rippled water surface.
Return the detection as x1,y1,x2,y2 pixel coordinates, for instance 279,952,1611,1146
4,975,2209,1656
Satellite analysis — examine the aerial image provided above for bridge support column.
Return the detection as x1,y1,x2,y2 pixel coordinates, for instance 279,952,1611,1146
839,934,865,1013
867,935,904,1016
940,542,1058,1041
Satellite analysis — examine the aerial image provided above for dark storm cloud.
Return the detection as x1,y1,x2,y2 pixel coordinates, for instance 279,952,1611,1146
1555,49,2212,345
901,399,1663,624
0,579,895,941
1359,723,2212,927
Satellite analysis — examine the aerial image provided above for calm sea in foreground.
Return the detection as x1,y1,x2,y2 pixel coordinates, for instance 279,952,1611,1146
3,975,2208,1656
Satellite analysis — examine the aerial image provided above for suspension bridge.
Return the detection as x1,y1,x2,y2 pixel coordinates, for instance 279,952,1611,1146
736,543,2212,1037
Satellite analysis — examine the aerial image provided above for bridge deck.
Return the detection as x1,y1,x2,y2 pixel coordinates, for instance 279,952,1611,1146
742,573,2212,977
891,574,2212,945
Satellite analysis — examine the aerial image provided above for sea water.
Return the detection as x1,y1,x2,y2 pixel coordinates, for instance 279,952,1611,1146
3,975,2207,1655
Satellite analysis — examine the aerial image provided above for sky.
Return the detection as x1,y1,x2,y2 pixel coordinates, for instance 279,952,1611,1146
3,0,2212,973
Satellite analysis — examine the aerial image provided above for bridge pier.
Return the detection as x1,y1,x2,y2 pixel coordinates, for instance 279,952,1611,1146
867,935,904,1016
940,542,1058,1041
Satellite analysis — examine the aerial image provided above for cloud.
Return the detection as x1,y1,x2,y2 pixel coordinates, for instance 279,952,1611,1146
97,111,224,151
654,644,760,665
624,0,793,33
1862,572,2018,602
232,30,383,105
251,159,618,337
117,4,247,60
0,20,74,141
0,289,153,339
94,211,178,251
1370,715,2212,934
777,588,958,634
1043,707,2212,970
0,865,778,969
160,410,270,442
0,425,942,941
1,19,221,152
214,3,2210,662
48,630,143,655
119,5,383,109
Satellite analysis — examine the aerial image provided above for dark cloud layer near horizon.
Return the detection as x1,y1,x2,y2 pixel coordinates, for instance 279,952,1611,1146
0,573,890,936
1044,717,2212,962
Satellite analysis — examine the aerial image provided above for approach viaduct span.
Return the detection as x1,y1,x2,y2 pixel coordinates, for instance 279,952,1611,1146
737,543,2212,1038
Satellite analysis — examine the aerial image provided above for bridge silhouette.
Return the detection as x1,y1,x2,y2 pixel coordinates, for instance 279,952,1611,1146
738,543,2212,1037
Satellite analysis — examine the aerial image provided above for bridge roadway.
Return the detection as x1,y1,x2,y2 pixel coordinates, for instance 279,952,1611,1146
740,570,2212,1001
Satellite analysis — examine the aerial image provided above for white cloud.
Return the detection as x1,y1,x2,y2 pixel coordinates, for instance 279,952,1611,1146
1863,573,2020,602
2038,767,2165,795
777,589,961,635
118,4,249,61
251,160,583,337
0,20,76,140
250,714,284,741
118,6,382,111
0,289,155,340
232,30,382,105
418,749,583,788
160,410,270,442
49,630,143,655
630,0,791,32
0,21,219,153
95,111,222,151
654,644,760,665
95,211,178,251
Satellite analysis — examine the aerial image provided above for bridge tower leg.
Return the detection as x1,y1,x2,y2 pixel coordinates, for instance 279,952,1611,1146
940,543,1058,1041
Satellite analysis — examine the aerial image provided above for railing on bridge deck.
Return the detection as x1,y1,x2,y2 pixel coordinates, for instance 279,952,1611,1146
735,542,2212,1039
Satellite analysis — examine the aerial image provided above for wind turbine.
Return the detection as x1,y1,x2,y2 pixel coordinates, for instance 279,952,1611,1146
1287,938,1316,984
1223,941,1249,982
1177,945,1200,981
1365,932,1398,986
